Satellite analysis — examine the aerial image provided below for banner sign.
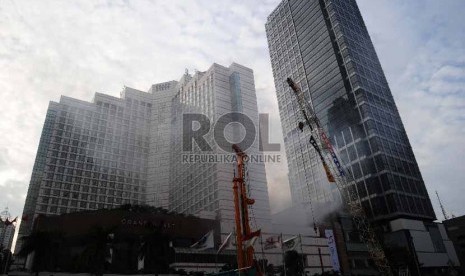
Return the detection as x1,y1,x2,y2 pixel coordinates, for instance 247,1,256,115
325,229,341,272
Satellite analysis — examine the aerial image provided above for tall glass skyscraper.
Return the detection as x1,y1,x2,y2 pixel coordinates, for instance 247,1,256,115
266,0,435,222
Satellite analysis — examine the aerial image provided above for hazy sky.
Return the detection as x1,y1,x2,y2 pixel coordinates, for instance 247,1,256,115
1,0,464,221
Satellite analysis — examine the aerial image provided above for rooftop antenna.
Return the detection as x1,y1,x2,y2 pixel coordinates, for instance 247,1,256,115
436,190,449,220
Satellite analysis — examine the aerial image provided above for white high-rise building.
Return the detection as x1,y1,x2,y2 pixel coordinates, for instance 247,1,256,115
0,224,15,251
169,63,272,233
147,81,178,209
17,62,272,252
17,88,152,252
0,208,16,251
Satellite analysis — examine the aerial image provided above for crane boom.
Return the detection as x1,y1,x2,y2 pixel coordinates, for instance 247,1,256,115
436,191,449,220
286,78,392,275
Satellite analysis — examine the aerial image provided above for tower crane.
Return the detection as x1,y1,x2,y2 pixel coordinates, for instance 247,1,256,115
286,78,393,275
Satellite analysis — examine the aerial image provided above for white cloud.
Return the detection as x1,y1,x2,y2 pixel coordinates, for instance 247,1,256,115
427,65,465,94
0,0,464,220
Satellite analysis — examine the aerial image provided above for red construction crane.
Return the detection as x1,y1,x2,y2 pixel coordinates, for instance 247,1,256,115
232,144,262,275
286,77,392,275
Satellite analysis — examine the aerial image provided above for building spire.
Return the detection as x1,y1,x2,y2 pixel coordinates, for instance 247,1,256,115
0,206,11,221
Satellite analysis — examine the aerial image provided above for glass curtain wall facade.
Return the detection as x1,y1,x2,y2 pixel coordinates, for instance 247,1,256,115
266,0,435,222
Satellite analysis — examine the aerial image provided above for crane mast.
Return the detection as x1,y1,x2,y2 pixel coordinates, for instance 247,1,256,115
232,144,261,275
286,78,392,275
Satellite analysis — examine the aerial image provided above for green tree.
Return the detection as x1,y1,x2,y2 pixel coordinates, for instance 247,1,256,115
284,250,304,276
17,231,55,275
79,226,115,275
137,230,173,273
265,263,276,276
